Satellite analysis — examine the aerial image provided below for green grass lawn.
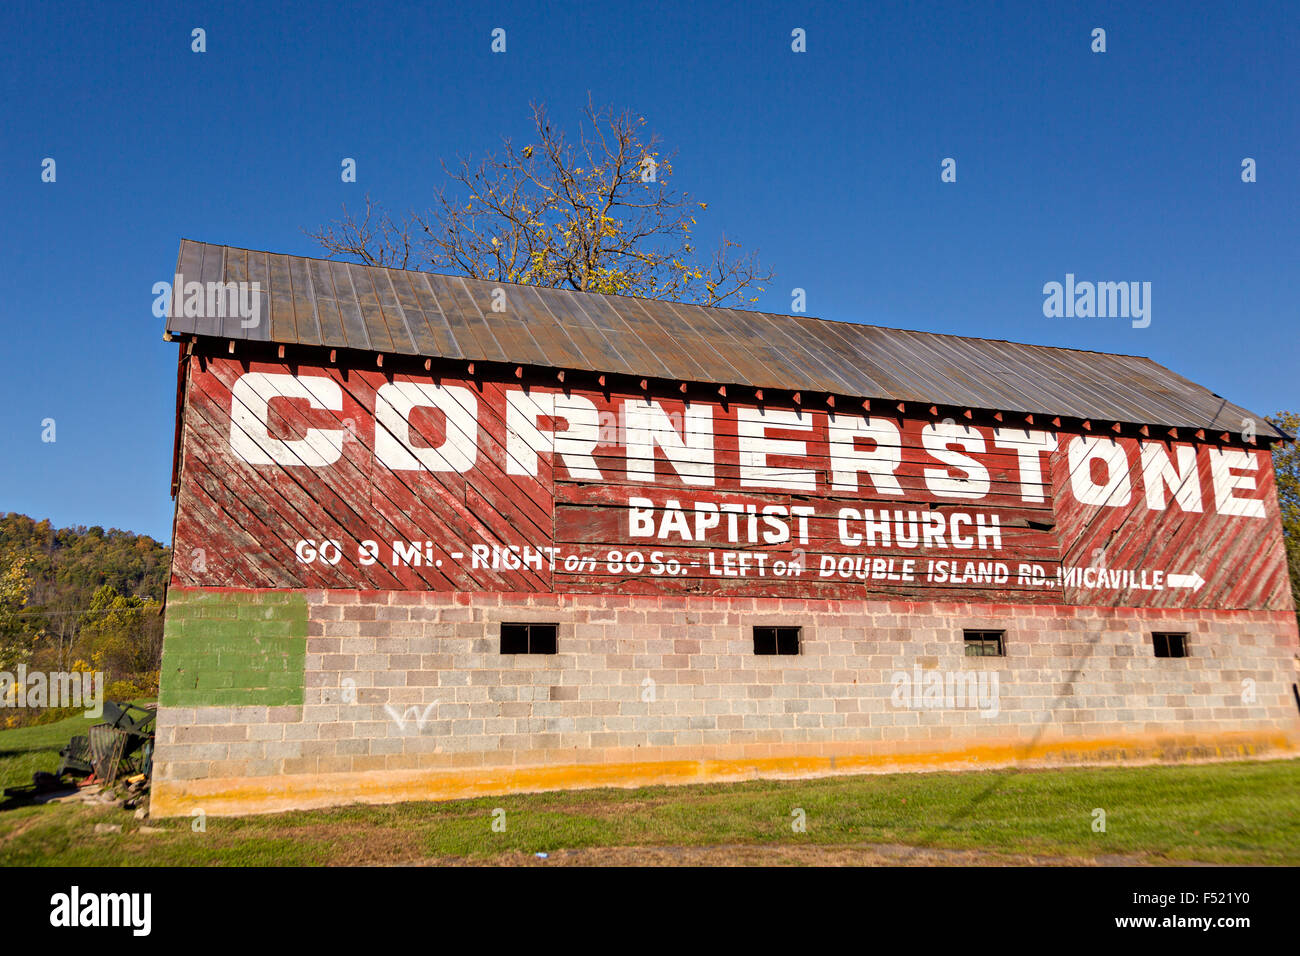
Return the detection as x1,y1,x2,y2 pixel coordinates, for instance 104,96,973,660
1,712,1297,865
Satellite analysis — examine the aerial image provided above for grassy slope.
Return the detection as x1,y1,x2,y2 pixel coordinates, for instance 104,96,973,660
0,713,1296,865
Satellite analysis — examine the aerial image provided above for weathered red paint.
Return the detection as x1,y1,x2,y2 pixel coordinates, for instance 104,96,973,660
169,346,1292,610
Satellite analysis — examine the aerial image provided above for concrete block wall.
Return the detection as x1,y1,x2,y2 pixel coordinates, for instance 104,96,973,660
150,588,1300,815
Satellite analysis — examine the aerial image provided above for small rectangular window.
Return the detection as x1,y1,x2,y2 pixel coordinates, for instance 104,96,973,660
500,623,558,655
963,629,1005,657
753,626,801,655
1152,632,1188,658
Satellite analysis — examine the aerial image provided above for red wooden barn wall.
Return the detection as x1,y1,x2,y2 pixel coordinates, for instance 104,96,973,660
169,347,1291,611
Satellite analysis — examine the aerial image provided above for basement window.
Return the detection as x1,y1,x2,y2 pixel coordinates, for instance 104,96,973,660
963,629,1005,657
753,626,801,656
500,623,558,655
1152,632,1188,658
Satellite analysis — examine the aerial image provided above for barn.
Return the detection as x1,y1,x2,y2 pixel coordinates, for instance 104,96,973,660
150,239,1299,816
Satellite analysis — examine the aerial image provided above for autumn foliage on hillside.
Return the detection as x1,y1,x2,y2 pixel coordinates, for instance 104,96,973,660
1268,413,1300,624
0,513,169,726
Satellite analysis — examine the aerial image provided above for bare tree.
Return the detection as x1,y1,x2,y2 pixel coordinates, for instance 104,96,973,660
309,100,772,307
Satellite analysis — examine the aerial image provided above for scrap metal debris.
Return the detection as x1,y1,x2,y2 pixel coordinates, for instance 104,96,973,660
2,701,156,813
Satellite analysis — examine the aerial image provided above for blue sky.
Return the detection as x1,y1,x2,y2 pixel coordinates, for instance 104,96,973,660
1,0,1295,543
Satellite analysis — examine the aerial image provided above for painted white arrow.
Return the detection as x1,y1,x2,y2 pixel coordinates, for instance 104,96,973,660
1166,571,1206,591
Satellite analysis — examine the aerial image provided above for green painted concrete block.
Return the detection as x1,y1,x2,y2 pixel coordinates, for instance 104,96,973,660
160,590,307,707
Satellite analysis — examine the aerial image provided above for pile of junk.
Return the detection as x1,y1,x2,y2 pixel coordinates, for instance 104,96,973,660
3,701,156,811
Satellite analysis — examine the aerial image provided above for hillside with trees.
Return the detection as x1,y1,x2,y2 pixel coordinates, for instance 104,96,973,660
0,514,169,726
1269,413,1300,625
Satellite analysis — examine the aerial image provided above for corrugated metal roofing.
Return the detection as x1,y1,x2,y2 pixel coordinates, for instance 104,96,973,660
164,240,1286,439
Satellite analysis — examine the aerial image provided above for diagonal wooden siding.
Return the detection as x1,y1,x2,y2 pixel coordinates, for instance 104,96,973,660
169,345,1292,611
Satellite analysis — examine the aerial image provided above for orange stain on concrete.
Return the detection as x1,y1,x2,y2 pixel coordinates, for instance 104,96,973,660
150,730,1298,818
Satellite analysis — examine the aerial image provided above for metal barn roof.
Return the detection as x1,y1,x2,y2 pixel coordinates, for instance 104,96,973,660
164,240,1285,439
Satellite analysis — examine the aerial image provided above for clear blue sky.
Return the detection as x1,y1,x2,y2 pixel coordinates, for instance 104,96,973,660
1,0,1295,543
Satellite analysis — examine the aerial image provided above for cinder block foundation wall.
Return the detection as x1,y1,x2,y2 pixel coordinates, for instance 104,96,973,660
151,588,1300,816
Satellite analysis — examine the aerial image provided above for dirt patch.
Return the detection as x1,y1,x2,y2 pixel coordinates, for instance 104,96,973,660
0,814,46,848
408,842,1207,867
